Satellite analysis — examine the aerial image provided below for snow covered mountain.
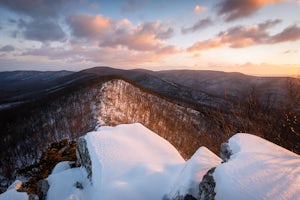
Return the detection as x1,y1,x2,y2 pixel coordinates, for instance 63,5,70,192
0,68,299,195
1,123,299,200
0,67,299,198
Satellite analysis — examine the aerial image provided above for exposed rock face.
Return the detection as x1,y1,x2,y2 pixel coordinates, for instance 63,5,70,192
220,142,232,162
199,168,216,200
99,79,223,159
76,137,92,180
37,179,49,200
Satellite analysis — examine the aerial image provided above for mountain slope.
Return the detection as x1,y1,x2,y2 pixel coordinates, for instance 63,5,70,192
0,67,299,193
156,70,300,108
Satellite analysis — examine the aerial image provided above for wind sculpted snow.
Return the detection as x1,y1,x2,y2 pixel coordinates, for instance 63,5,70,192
46,123,221,200
214,133,300,200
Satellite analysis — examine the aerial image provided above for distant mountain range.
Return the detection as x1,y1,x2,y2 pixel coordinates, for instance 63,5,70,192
0,67,297,110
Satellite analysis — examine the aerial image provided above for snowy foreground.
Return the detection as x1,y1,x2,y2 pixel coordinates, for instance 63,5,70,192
1,123,300,200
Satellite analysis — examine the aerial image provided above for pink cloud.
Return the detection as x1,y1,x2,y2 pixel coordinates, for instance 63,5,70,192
188,20,300,52
217,0,284,21
100,21,174,52
67,14,113,39
67,13,175,53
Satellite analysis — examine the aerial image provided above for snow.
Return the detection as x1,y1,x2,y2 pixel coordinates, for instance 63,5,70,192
0,181,28,200
168,147,221,198
5,123,298,200
46,123,216,200
51,161,72,174
47,168,92,200
86,123,185,200
214,133,300,200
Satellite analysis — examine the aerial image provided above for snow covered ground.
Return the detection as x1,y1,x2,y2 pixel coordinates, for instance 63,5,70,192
214,133,300,200
0,181,28,200
47,123,220,200
1,124,300,200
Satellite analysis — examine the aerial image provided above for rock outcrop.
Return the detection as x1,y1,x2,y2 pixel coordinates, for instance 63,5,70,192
76,137,92,180
219,142,232,162
37,179,49,200
198,168,216,200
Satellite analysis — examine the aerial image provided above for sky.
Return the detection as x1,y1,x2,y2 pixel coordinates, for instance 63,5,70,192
0,0,300,76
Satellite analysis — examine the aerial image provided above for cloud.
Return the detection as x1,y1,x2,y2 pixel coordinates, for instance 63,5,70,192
0,0,75,43
0,45,15,52
67,14,113,39
194,5,207,13
16,19,66,42
181,17,213,34
270,25,300,43
99,21,175,52
216,0,284,21
0,0,74,19
217,19,281,48
22,42,179,67
21,15,179,67
187,38,223,52
122,0,147,13
188,19,300,52
67,13,175,53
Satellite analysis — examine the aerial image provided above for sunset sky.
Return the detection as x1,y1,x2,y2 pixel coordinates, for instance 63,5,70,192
0,0,299,76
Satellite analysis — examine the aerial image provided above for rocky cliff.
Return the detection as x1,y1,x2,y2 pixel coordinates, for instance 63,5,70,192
0,77,224,190
98,79,224,159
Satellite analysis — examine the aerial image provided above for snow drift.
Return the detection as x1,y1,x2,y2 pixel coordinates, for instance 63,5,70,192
214,133,300,200
47,123,221,200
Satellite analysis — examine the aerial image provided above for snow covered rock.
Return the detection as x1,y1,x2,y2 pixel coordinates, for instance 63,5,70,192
84,123,185,200
0,180,28,200
167,147,221,199
44,125,300,200
47,123,218,200
214,133,300,200
51,161,72,174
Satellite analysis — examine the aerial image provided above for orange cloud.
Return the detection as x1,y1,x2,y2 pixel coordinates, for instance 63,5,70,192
188,20,300,52
188,38,223,52
100,21,175,52
67,13,175,53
